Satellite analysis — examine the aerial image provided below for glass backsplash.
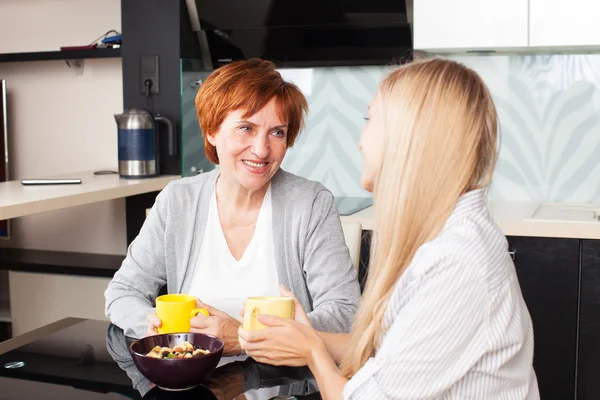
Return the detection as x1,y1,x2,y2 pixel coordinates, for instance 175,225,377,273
180,59,214,177
277,67,385,198
181,55,600,204
448,54,600,204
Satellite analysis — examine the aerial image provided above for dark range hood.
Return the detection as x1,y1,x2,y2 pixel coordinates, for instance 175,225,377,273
185,0,413,69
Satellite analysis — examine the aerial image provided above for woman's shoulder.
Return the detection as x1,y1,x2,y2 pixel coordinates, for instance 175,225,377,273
157,170,218,208
396,213,514,305
162,170,217,194
272,169,334,203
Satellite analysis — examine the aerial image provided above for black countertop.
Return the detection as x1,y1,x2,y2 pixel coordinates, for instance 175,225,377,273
0,318,320,399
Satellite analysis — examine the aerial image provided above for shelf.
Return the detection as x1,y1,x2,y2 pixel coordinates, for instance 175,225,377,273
0,248,125,278
0,300,10,323
0,48,121,63
0,170,180,220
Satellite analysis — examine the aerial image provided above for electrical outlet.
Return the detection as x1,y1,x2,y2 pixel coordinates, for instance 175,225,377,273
140,55,159,95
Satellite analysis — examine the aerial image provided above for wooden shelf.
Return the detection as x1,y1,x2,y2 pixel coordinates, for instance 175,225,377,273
0,48,121,63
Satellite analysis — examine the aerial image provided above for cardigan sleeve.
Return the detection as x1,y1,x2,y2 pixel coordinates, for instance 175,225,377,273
303,190,362,333
104,183,171,339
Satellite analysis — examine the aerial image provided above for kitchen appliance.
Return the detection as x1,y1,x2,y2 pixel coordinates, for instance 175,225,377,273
114,108,176,179
184,0,413,69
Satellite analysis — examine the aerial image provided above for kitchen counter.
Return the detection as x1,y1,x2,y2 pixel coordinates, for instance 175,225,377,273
0,170,180,220
2,167,599,240
341,201,600,240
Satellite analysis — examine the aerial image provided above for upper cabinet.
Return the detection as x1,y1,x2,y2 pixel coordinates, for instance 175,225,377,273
530,0,600,47
413,0,528,51
414,0,600,52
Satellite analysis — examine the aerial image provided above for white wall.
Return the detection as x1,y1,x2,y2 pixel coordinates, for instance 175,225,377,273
0,0,121,53
9,271,111,336
0,0,126,255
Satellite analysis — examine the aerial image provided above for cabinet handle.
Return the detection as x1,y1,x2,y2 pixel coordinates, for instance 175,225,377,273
508,251,516,261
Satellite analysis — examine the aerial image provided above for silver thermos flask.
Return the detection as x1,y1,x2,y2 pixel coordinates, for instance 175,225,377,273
113,108,176,178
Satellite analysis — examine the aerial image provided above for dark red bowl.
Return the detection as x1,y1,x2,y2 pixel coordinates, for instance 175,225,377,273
129,332,224,391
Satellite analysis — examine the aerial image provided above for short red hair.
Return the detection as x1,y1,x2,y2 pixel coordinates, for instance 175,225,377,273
195,59,309,164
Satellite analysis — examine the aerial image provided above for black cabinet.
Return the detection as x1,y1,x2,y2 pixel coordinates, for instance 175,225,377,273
578,240,600,400
507,237,580,400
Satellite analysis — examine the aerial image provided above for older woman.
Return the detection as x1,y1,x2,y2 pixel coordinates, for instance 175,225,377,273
239,58,540,399
104,59,360,360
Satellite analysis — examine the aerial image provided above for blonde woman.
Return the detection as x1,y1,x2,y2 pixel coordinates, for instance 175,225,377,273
238,58,540,399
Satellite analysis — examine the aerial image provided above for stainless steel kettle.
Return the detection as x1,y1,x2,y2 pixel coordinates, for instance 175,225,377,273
114,108,177,178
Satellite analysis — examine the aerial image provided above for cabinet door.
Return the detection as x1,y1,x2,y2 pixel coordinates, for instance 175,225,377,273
507,237,579,400
578,240,600,399
530,0,600,47
413,0,528,50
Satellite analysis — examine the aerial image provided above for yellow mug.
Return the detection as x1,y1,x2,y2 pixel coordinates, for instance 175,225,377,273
243,296,295,331
155,294,209,334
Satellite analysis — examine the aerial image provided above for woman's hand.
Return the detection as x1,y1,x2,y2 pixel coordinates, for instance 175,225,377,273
279,285,311,326
146,314,162,337
191,299,242,356
238,285,311,326
238,314,324,367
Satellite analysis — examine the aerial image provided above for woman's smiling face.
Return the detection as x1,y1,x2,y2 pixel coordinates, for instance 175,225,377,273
207,97,289,191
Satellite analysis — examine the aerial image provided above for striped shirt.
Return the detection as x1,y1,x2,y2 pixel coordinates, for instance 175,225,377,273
344,189,540,400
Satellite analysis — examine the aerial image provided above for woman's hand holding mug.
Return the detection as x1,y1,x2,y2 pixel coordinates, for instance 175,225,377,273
146,313,162,337
238,285,321,367
146,294,208,337
190,299,242,357
280,285,311,326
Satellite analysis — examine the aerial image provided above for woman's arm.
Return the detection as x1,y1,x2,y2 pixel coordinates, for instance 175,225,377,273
318,332,350,365
303,191,362,333
239,316,348,400
240,259,496,399
342,261,491,399
281,285,351,365
104,185,171,338
308,342,348,400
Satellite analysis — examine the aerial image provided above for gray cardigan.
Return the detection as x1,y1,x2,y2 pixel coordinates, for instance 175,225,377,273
104,168,361,339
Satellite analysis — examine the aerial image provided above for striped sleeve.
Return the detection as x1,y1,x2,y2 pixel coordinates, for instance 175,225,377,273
344,258,489,400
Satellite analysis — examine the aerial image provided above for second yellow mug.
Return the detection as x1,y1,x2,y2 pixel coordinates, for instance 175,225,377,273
155,294,209,334
243,296,295,331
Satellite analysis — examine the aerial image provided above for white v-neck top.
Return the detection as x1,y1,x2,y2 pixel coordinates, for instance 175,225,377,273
188,185,281,399
188,184,280,319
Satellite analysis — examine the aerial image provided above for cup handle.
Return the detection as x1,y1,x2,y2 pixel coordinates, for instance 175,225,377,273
243,306,259,330
191,308,210,318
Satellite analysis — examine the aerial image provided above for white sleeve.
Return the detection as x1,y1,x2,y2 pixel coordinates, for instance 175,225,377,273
344,260,489,400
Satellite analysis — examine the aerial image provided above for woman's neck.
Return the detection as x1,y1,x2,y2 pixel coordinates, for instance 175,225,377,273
215,174,269,213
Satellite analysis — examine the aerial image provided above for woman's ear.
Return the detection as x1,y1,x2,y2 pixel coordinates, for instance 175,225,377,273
206,133,217,146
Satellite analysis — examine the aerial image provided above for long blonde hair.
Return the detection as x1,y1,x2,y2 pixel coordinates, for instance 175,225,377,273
340,58,499,377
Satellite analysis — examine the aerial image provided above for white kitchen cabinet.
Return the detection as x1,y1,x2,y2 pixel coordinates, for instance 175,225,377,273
530,0,600,47
413,0,528,51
